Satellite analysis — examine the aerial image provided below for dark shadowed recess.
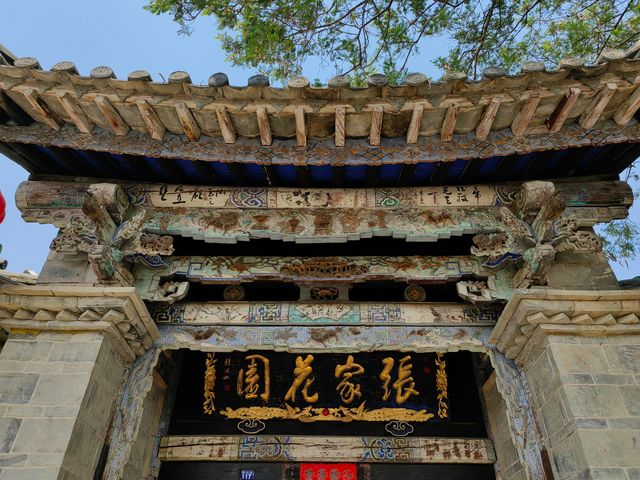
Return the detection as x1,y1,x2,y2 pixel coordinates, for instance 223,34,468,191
158,462,497,479
171,236,476,257
2,140,638,188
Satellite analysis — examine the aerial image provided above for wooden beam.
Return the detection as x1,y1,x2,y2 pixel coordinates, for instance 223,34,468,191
547,87,581,132
406,103,424,144
614,83,640,126
56,92,94,134
511,92,541,136
335,106,346,147
159,435,496,464
0,91,34,125
215,107,236,144
369,105,384,146
441,104,460,142
95,95,129,136
15,87,61,130
136,99,165,141
256,106,272,146
579,82,618,129
174,102,201,142
475,97,501,140
295,106,306,147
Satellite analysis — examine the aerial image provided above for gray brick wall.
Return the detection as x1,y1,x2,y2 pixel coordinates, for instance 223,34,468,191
0,332,126,480
524,334,640,480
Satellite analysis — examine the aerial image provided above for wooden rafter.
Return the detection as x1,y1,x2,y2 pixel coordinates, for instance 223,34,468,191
256,107,272,146
56,92,94,134
579,82,618,129
441,104,460,142
175,102,201,142
14,87,61,131
369,105,384,146
511,92,541,136
295,106,306,147
406,103,424,144
95,95,129,136
136,100,165,141
476,97,502,140
335,106,346,147
547,87,581,132
614,82,640,126
215,107,236,144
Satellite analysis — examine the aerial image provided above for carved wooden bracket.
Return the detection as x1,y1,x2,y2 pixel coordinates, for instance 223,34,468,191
490,289,640,366
456,277,504,305
471,180,604,289
49,184,173,285
0,285,159,361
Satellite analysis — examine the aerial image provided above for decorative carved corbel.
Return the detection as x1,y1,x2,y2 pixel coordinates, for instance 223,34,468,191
148,281,189,304
49,183,174,285
552,219,603,253
471,181,566,288
456,277,502,305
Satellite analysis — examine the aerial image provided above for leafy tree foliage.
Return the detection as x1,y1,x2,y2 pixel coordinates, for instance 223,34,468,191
146,0,640,262
146,0,640,81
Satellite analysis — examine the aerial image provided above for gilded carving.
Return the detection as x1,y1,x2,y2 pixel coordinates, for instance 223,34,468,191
435,353,448,419
280,259,369,279
203,353,217,415
220,404,434,423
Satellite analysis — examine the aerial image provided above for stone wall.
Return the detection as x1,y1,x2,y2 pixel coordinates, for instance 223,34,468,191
121,370,166,480
0,331,126,480
524,334,640,480
483,372,527,480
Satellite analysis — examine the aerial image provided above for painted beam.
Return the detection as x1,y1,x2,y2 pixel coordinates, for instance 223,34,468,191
152,302,501,325
158,435,496,464
2,120,640,167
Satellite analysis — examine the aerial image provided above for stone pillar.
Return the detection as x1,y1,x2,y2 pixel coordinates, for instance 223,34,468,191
492,289,640,480
483,372,527,480
0,285,158,480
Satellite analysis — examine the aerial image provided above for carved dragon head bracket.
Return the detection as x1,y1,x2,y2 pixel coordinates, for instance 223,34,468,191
50,184,174,285
471,181,603,289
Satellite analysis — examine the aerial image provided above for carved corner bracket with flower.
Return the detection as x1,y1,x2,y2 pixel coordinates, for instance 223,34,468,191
49,183,174,285
471,180,607,289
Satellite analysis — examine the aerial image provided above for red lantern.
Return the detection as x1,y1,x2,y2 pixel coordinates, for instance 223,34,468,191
0,190,5,224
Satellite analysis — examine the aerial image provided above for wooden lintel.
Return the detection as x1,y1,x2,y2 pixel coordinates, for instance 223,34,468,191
369,105,384,146
614,84,640,125
475,97,501,140
256,106,272,146
174,102,201,142
56,92,94,134
17,87,62,131
215,107,236,144
547,87,581,132
441,104,460,142
406,103,424,144
511,92,541,136
136,100,166,141
159,435,496,464
579,82,618,129
295,106,306,147
95,95,130,136
335,106,346,147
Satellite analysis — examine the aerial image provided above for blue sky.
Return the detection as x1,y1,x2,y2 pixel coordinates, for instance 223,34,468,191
0,0,639,280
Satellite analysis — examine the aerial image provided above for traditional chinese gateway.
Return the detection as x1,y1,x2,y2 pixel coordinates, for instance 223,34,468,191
0,43,639,480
